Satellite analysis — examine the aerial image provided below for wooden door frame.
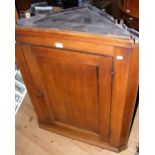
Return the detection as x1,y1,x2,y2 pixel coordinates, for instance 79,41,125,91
16,43,113,143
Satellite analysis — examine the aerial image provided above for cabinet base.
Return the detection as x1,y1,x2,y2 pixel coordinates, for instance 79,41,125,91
39,122,127,152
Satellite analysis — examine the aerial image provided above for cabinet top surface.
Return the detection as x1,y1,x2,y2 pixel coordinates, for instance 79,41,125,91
17,5,131,39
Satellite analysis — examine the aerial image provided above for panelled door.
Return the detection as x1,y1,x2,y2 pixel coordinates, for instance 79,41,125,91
18,44,112,141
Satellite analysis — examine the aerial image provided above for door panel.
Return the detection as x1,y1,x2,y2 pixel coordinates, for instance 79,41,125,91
22,45,112,139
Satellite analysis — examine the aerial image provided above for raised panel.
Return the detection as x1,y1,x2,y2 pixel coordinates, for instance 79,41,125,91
36,56,99,133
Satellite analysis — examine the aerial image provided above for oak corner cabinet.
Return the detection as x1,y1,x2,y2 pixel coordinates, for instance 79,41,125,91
15,5,139,152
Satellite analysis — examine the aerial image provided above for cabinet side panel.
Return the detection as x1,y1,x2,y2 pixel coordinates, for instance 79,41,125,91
109,47,131,147
119,46,139,145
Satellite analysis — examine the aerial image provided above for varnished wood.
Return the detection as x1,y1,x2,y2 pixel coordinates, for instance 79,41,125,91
98,57,112,142
16,0,33,12
39,123,126,152
109,47,131,147
119,46,139,145
15,7,19,22
119,0,139,18
109,46,139,148
15,6,139,152
15,27,134,50
16,43,113,145
16,44,52,124
16,94,139,155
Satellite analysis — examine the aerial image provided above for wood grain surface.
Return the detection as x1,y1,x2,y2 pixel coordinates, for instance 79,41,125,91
15,94,139,155
16,11,138,152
